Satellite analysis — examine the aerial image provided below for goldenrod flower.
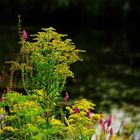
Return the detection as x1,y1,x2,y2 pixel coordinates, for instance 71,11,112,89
3,126,18,132
66,106,73,113
92,114,102,120
73,99,96,112
0,108,5,114
50,118,63,125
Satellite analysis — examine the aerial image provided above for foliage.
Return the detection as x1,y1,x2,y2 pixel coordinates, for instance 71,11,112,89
0,19,85,139
0,92,135,140
0,19,136,139
0,90,65,139
0,92,102,139
8,16,83,96
65,99,100,139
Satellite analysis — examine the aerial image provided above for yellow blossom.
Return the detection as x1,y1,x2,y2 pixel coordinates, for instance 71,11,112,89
3,126,18,132
73,99,96,112
92,114,102,120
37,89,44,96
50,118,63,125
0,108,5,114
66,106,73,113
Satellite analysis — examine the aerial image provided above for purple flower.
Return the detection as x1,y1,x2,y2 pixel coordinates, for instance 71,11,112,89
64,92,69,101
23,30,28,40
107,115,112,127
74,107,79,113
99,119,106,132
99,115,113,134
87,109,92,119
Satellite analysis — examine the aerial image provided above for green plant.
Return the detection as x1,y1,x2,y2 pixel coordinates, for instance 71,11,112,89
65,99,101,139
0,17,87,139
0,18,134,140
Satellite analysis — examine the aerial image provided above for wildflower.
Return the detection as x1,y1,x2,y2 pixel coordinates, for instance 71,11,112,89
74,107,79,113
50,118,63,125
73,99,95,111
3,126,18,132
99,115,115,140
23,30,28,40
64,92,69,101
66,106,73,113
99,119,106,132
87,109,92,119
107,115,112,127
0,108,5,114
93,114,102,120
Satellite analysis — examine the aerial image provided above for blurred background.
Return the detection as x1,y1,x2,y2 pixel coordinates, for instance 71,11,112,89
0,0,140,125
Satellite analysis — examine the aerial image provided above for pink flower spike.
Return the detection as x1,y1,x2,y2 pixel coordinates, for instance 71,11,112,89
99,119,104,126
23,30,28,40
99,119,107,132
107,115,112,127
87,109,92,119
99,119,105,132
74,107,79,113
64,92,69,101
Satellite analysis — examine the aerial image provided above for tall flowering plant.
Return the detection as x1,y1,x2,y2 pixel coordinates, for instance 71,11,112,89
65,99,101,139
0,17,87,139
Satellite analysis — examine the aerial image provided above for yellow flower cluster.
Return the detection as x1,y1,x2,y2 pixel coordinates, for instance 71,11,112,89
92,113,102,120
73,99,96,112
12,100,40,112
23,101,38,108
65,99,102,139
54,63,74,77
66,106,73,113
3,126,18,132
36,89,44,100
50,118,63,125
